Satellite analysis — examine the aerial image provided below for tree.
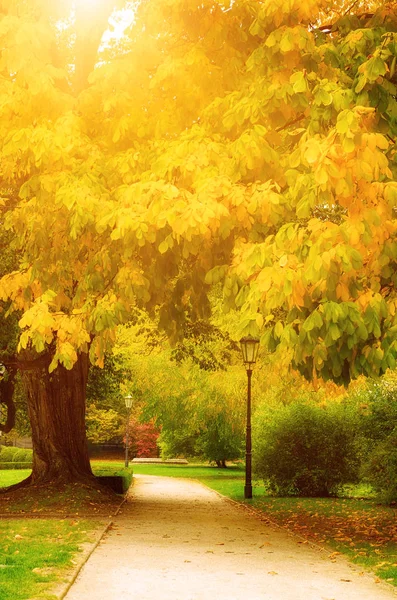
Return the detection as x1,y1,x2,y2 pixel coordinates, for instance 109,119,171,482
1,0,259,485
216,1,397,384
127,416,160,458
125,351,246,466
0,0,132,484
0,0,396,487
86,404,123,444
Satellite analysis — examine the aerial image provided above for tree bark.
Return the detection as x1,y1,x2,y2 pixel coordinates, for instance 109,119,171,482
0,368,16,434
20,352,94,485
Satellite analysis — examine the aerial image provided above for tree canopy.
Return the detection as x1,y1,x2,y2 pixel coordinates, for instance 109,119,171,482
0,0,396,390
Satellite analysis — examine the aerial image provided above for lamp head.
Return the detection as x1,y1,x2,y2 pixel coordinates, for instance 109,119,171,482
240,336,260,369
124,394,133,409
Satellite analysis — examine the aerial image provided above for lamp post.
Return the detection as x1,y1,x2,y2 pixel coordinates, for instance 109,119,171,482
240,336,260,499
124,394,133,467
0,365,5,451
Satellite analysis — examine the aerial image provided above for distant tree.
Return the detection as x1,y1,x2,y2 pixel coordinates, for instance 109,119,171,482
86,404,123,444
127,417,161,458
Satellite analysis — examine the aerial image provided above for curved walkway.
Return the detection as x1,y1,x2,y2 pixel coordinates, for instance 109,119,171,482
65,475,397,600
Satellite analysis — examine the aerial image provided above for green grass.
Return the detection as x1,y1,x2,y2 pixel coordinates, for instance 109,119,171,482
132,462,397,588
0,462,132,600
0,469,31,488
0,519,102,600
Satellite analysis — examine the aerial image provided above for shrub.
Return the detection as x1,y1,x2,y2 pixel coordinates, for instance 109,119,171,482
355,376,397,503
362,432,397,504
0,462,32,470
12,449,32,463
0,446,17,462
0,446,33,463
253,401,360,497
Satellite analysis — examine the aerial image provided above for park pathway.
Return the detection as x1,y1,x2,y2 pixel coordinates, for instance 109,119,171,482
64,475,397,600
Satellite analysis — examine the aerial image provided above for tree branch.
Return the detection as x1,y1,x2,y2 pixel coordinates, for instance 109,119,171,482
276,114,306,133
315,11,375,33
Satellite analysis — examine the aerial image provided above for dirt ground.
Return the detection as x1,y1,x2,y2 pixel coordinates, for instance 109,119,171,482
64,475,397,600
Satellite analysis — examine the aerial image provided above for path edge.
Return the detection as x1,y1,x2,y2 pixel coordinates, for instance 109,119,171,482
196,479,397,597
56,495,129,599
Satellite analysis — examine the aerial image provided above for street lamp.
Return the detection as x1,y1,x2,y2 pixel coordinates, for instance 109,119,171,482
240,336,260,499
124,394,133,467
0,364,5,451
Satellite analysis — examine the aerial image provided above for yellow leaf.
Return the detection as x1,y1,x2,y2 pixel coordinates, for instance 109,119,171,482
279,255,288,267
304,139,322,164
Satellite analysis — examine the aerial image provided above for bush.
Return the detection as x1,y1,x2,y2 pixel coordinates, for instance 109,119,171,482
253,401,360,497
12,449,32,463
0,446,33,463
0,447,17,462
0,462,32,470
362,432,397,504
355,376,397,503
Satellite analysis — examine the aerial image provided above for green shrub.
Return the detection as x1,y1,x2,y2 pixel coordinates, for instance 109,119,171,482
355,376,397,503
253,401,360,497
362,432,397,504
0,446,33,463
12,449,26,462
0,447,16,462
0,461,32,470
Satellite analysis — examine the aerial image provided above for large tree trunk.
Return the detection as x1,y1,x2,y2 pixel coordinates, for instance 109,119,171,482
20,352,94,485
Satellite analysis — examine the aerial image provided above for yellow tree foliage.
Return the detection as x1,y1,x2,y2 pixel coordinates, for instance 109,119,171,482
0,0,396,386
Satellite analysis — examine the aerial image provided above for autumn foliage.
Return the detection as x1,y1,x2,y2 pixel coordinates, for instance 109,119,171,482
0,0,395,386
0,0,397,483
127,417,160,459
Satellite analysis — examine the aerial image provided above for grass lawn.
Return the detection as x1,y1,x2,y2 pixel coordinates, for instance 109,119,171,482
0,462,133,600
0,518,102,600
132,462,397,589
0,469,32,488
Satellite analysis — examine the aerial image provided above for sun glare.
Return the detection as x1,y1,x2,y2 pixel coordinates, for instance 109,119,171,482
72,1,136,45
77,0,101,6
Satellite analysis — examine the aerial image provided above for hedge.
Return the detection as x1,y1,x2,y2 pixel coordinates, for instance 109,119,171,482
0,462,32,470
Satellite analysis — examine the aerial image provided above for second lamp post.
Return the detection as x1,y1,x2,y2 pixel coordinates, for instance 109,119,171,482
124,394,133,467
240,336,260,499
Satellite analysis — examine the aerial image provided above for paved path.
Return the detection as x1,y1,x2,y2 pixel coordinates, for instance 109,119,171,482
65,475,397,600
